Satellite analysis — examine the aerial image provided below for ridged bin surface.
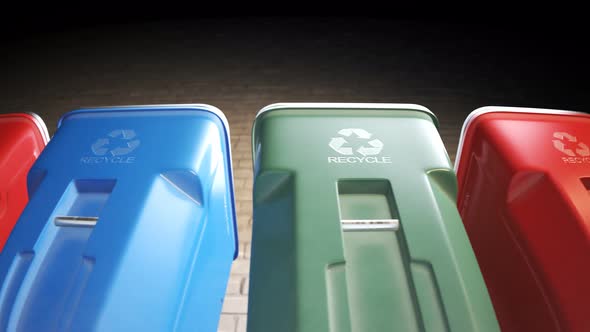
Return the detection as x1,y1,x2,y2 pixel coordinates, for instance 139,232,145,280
248,103,499,332
456,107,590,332
0,105,237,332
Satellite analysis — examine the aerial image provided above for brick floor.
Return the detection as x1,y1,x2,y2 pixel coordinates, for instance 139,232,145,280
0,18,586,331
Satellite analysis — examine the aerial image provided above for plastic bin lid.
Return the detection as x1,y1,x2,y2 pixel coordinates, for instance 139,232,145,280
57,104,239,258
455,106,590,172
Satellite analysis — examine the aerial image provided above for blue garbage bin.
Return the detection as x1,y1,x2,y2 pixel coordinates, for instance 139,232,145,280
0,104,237,331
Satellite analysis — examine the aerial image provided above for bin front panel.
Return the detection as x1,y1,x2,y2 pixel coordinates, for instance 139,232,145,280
0,113,48,252
456,107,590,332
249,104,500,332
0,105,237,332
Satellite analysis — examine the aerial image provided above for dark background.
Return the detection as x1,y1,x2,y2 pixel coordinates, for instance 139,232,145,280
1,16,588,160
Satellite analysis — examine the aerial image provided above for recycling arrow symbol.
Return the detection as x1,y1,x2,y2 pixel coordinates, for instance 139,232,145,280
91,129,140,156
329,128,384,156
329,137,353,155
552,132,590,157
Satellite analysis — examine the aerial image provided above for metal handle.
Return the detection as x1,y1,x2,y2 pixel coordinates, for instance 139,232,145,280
341,219,399,232
54,216,98,227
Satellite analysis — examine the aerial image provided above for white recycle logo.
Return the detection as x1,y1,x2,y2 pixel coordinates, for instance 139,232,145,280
91,129,140,156
329,128,384,156
552,132,590,157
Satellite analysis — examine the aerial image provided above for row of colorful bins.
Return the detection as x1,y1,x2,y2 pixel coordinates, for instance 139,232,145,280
0,104,588,331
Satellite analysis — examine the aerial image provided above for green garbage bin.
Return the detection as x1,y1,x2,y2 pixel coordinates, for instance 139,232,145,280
248,103,499,332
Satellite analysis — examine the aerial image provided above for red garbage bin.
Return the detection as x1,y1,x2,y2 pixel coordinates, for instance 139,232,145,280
455,106,590,332
0,113,48,252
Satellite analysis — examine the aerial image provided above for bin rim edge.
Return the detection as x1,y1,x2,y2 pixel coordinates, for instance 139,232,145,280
57,104,230,132
256,102,437,124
